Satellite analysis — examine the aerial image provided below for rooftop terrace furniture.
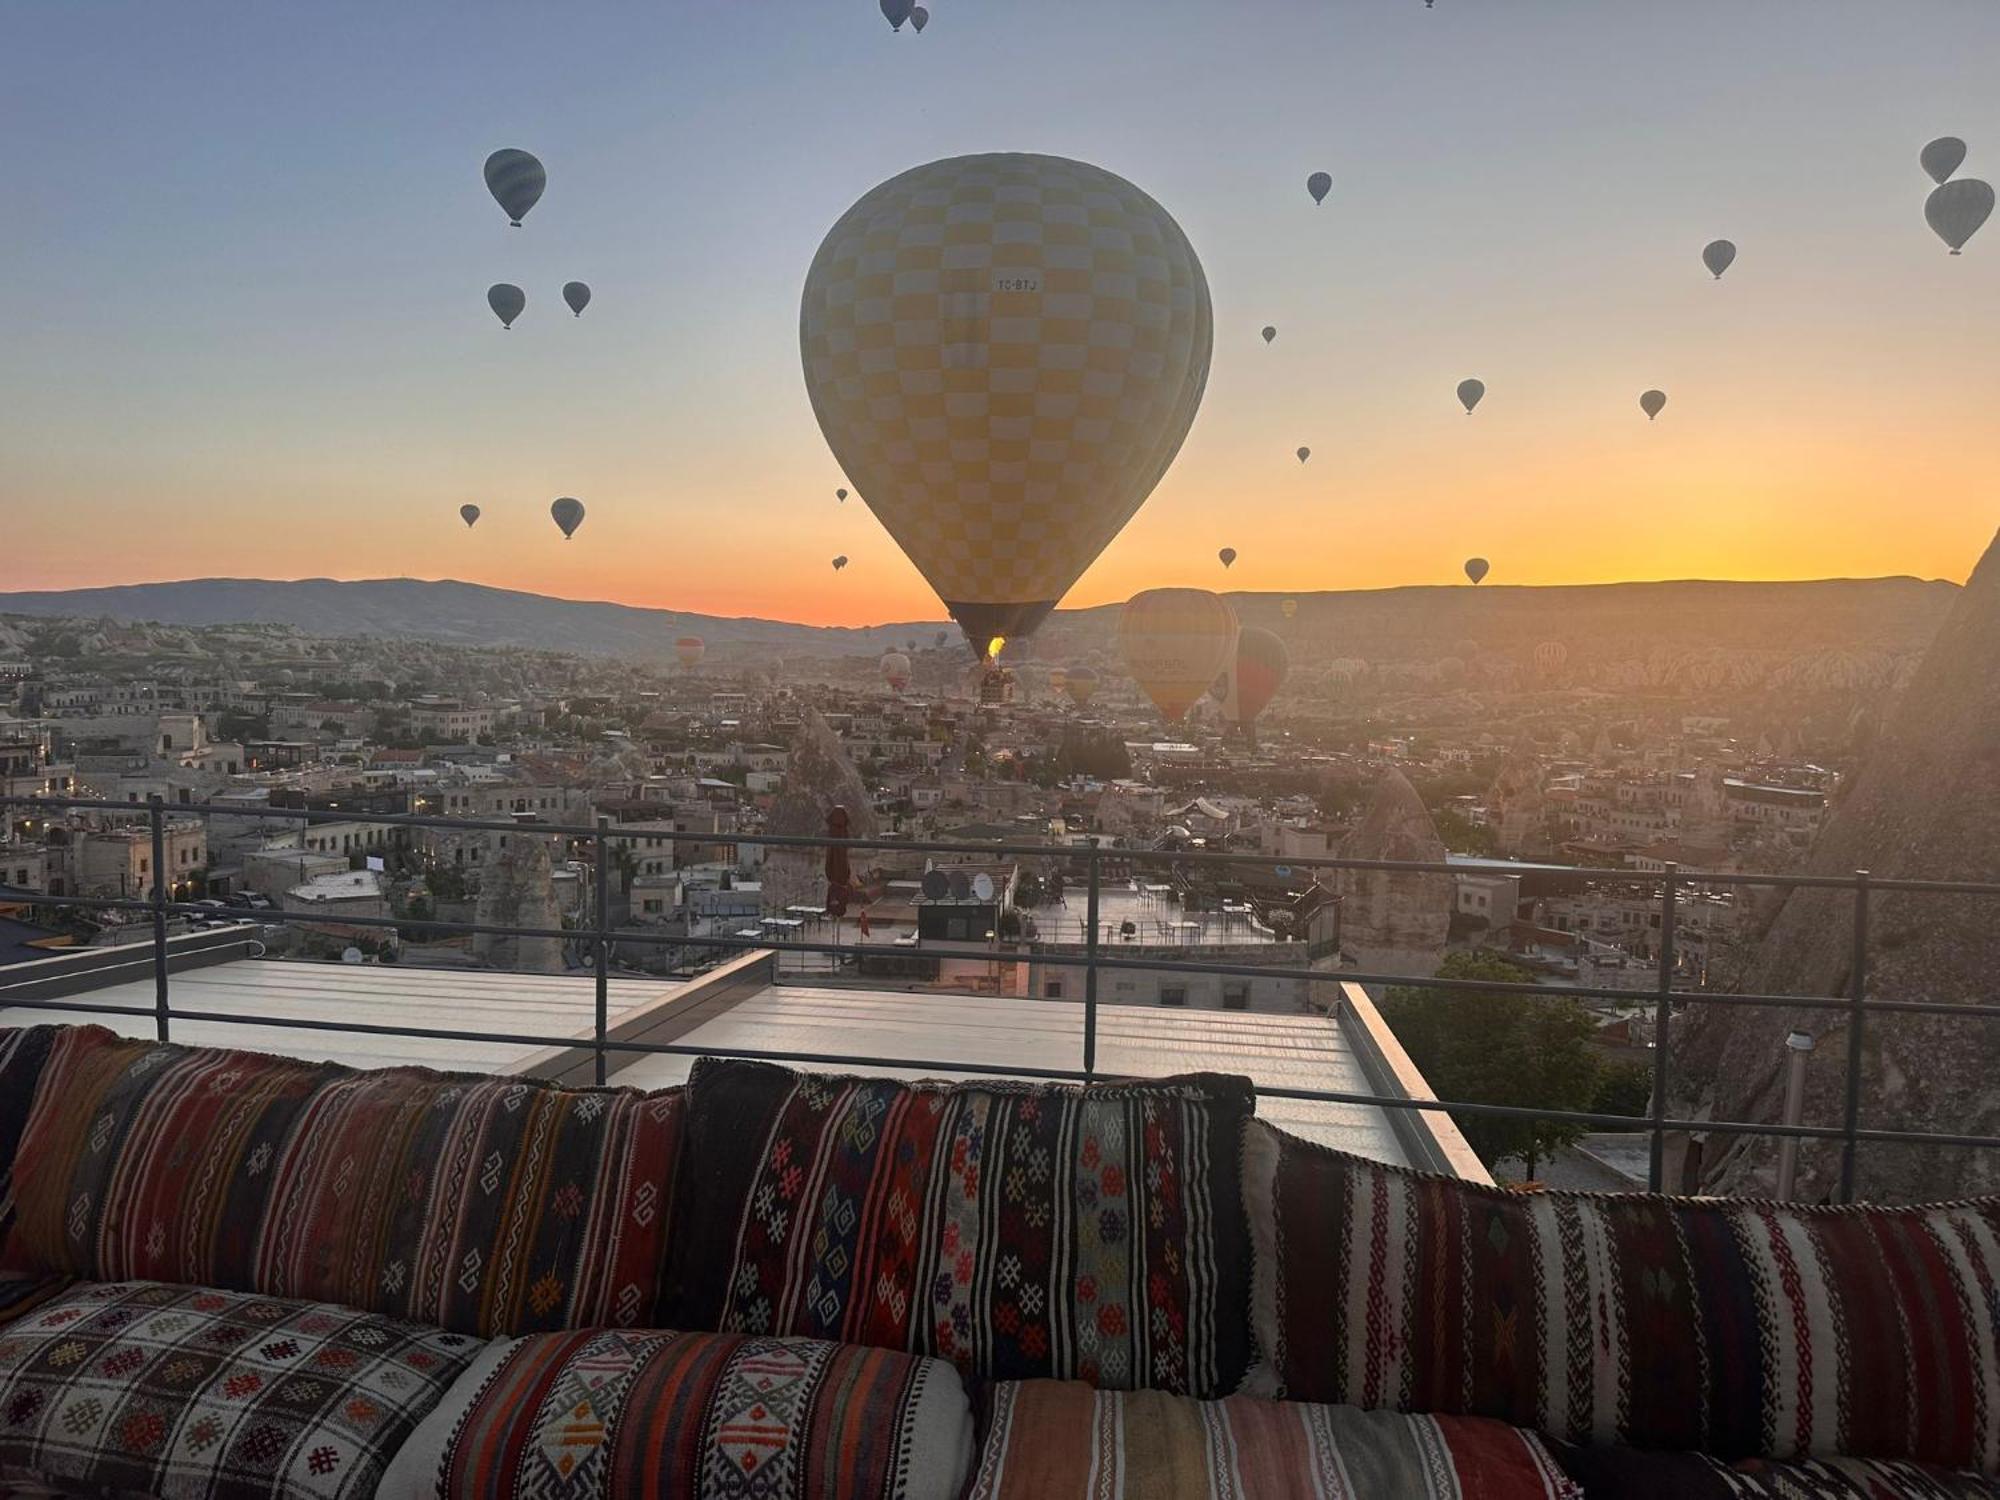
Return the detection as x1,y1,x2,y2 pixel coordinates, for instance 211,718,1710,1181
1,1022,1998,1498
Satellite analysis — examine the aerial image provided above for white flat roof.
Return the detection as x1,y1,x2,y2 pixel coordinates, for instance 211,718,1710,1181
1,960,681,1075
608,984,1409,1165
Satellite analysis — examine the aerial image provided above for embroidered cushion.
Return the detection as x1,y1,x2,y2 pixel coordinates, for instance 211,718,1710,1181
965,1380,1580,1499
0,1279,484,1500
1550,1441,2000,1499
669,1059,1255,1396
1244,1119,2000,1472
376,1326,973,1500
8,1025,685,1338
0,1027,60,1271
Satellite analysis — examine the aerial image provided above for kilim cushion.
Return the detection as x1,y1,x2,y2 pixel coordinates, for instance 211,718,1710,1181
0,1028,59,1273
1550,1441,2000,1499
964,1379,1582,1500
375,1325,973,1500
669,1059,1255,1396
8,1025,685,1338
1243,1119,2000,1472
0,1278,485,1500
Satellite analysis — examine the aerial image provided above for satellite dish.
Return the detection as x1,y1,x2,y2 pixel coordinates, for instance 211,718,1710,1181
1273,865,1293,880
972,872,995,902
920,869,949,900
948,870,972,899
340,947,364,965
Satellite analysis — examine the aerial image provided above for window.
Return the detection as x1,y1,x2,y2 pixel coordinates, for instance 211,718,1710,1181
1223,983,1249,1011
1044,980,1063,999
1158,985,1187,1007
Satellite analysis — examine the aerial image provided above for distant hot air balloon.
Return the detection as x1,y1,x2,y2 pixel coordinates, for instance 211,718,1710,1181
1639,389,1667,420
1296,446,1310,464
1701,239,1736,279
1306,171,1332,205
835,488,848,502
459,504,481,529
1457,378,1484,414
801,154,1212,655
1464,556,1489,585
934,630,949,647
1065,666,1099,707
1218,547,1237,569
1261,326,1276,344
881,0,912,28
1048,666,1069,695
1534,640,1569,673
562,281,591,317
881,651,912,690
1926,179,1994,254
1221,626,1289,747
675,636,705,669
551,497,585,539
1119,588,1238,723
484,149,546,227
488,284,525,329
910,5,929,31
1281,598,1298,619
832,555,848,571
1921,137,1967,186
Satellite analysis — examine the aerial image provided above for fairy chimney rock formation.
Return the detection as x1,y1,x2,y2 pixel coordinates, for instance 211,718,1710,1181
1337,767,1453,979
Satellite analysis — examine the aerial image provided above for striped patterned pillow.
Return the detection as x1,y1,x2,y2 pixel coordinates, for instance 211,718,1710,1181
1243,1119,2000,1472
669,1059,1255,1397
9,1025,684,1339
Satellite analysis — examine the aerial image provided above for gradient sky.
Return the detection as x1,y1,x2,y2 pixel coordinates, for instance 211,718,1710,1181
3,1,1996,626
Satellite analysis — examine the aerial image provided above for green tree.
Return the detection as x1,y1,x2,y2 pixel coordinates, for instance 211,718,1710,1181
1432,807,1500,858
1381,952,1603,1180
1591,1059,1653,1121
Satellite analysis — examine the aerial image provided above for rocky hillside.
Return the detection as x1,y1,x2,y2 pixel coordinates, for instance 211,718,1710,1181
1676,530,2000,1203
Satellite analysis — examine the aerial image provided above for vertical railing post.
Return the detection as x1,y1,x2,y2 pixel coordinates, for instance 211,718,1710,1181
148,795,170,1042
1647,862,1679,1191
1838,869,1870,1203
1082,839,1101,1079
593,818,611,1086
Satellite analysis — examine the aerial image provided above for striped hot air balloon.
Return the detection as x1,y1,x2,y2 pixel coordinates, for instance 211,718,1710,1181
675,636,705,669
1220,626,1289,746
800,154,1212,656
483,150,545,227
1119,589,1238,723
1064,666,1099,707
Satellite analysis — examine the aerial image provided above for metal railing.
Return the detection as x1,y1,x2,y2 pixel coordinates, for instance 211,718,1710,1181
5,792,1999,1202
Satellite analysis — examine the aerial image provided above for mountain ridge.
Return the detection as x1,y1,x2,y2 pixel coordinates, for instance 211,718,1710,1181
0,573,1960,663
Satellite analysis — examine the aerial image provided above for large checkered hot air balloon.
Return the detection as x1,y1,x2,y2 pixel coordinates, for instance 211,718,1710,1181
800,154,1213,660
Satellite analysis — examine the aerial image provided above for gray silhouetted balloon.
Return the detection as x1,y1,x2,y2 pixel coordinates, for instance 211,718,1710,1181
881,0,912,29
562,281,591,317
1296,446,1310,464
488,284,525,329
835,488,848,502
1457,378,1484,414
1464,556,1489,585
1702,239,1736,279
1218,547,1237,569
832,554,849,571
459,504,480,529
1921,137,1967,186
910,5,929,31
551,497,585,539
484,149,545,227
1640,389,1667,420
1926,178,1994,254
1261,325,1276,344
1307,171,1332,205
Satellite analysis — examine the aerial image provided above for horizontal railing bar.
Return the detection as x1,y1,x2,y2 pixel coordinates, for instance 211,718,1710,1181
6,887,1998,1020
9,793,1997,896
10,994,1994,1151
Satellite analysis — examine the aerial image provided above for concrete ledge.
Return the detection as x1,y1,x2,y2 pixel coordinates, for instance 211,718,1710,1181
516,948,778,1087
0,927,266,1009
1338,981,1494,1184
